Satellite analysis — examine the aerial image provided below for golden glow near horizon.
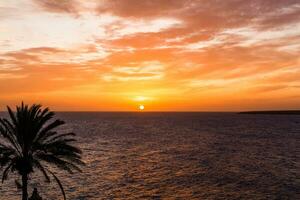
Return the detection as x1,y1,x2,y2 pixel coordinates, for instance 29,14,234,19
139,105,145,111
0,0,300,111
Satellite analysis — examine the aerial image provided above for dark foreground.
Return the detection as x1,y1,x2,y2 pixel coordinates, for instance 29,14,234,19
239,110,300,115
0,112,299,199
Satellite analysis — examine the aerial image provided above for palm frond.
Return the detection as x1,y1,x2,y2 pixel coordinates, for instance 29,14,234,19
0,122,21,155
45,132,76,143
2,162,13,183
0,144,17,167
36,154,79,173
47,170,66,200
7,106,18,127
33,159,50,182
35,120,65,142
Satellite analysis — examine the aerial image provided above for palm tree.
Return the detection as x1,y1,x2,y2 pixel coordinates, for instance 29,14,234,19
0,103,84,200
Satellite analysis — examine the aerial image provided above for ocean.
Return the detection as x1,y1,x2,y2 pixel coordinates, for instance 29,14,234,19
0,112,299,199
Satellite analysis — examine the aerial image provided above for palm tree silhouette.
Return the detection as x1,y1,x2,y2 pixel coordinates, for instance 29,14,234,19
0,103,84,200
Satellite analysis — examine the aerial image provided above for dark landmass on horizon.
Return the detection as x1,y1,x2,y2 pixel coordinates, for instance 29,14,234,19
239,110,300,115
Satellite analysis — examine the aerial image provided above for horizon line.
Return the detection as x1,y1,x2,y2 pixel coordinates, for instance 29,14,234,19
1,109,300,113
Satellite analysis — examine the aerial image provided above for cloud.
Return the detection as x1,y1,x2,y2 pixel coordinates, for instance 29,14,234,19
103,61,164,81
32,0,79,14
256,3,300,29
4,51,41,62
221,22,300,47
0,72,28,80
97,0,187,18
183,36,226,51
98,0,300,30
106,18,182,39
250,85,290,93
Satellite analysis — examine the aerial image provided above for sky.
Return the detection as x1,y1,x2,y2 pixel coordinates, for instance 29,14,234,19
0,0,300,111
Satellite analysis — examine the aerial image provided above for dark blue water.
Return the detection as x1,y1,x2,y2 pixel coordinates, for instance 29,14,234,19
1,112,299,199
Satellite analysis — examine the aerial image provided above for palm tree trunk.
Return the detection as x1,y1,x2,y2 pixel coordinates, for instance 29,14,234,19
22,174,28,200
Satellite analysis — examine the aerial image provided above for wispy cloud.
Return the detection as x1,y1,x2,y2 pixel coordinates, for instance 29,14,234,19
32,0,79,14
103,61,164,81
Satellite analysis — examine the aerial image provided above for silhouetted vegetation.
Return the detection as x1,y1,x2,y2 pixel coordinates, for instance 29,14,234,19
0,103,84,200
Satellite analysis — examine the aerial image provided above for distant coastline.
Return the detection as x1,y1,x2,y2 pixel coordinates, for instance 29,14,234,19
239,110,300,115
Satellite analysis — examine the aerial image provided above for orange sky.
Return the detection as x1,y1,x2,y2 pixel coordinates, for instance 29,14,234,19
0,0,300,111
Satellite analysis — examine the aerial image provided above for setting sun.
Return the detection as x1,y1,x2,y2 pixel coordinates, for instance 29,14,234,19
139,105,145,111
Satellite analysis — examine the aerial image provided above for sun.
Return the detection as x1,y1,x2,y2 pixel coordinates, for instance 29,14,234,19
139,105,145,110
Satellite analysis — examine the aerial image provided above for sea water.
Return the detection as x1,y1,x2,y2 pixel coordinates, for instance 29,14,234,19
0,112,299,199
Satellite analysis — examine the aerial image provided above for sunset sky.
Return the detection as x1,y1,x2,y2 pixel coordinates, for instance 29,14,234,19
1,0,300,111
